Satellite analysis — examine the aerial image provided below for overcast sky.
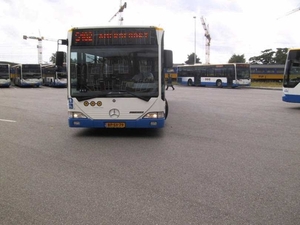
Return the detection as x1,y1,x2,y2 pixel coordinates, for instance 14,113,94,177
1,0,300,64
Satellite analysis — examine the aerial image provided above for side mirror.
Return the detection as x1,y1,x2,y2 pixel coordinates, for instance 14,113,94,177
56,51,65,67
57,39,68,52
58,39,68,46
164,50,173,69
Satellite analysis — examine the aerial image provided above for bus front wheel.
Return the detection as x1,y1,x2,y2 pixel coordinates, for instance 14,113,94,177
187,79,193,86
216,80,222,88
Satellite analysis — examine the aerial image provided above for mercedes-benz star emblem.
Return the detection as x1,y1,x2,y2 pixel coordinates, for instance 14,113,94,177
109,108,120,118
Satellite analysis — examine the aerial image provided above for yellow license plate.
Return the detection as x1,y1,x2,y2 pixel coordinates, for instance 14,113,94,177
105,122,126,128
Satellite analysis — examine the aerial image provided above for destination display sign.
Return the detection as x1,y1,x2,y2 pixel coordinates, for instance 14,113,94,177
72,28,157,46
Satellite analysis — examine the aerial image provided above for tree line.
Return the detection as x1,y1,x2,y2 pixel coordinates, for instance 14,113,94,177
185,48,288,65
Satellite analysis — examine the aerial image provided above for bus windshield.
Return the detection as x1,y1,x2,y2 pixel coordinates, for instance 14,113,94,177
57,72,67,79
0,65,9,79
22,65,42,79
70,46,158,101
283,60,300,88
57,66,67,79
236,65,251,79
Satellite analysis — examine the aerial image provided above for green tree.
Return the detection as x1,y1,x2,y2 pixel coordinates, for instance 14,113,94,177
49,53,56,64
228,54,246,63
249,49,275,64
273,48,288,64
249,48,288,64
185,53,201,64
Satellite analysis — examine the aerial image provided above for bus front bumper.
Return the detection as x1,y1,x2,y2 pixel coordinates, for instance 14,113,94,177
282,94,300,103
68,118,165,128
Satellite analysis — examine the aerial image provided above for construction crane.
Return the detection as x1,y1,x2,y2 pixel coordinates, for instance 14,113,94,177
23,33,56,64
277,6,300,19
200,16,211,64
108,1,127,25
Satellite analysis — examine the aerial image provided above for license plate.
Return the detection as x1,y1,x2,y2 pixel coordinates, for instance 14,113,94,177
105,122,126,128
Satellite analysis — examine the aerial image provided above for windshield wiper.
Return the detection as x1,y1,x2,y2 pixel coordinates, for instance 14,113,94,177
75,94,107,101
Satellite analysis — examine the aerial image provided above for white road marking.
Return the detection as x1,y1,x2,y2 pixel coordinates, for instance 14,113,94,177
0,119,16,123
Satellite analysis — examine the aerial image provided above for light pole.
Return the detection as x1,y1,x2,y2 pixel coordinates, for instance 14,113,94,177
193,16,196,64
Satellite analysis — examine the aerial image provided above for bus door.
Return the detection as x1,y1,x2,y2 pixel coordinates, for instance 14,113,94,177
199,69,207,86
226,68,234,86
194,71,201,86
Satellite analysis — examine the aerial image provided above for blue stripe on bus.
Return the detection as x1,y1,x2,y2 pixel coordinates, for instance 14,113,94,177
282,95,300,103
201,81,228,86
0,82,11,87
20,83,41,87
69,118,165,128
50,83,67,87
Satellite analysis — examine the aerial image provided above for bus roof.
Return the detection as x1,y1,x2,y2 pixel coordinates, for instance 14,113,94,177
288,48,300,51
250,64,284,68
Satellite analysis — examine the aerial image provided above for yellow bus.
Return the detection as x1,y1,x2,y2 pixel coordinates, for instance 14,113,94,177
250,64,284,82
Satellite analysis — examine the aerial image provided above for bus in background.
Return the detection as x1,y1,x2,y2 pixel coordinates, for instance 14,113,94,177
10,64,42,87
42,64,67,87
56,26,173,128
164,67,178,82
282,48,300,103
0,64,11,87
250,64,284,82
177,63,251,87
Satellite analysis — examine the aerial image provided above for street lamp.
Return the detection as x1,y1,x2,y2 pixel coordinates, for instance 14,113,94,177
193,16,196,64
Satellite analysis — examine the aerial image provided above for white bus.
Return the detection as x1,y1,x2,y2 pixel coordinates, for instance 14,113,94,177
10,64,42,87
0,64,11,87
282,48,300,103
56,26,173,128
42,64,67,87
177,63,251,87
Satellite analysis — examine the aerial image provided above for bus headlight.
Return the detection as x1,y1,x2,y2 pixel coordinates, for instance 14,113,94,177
143,112,165,119
69,112,87,119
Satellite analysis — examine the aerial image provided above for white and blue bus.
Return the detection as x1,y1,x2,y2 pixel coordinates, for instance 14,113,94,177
177,63,251,87
42,64,67,87
282,48,300,103
10,64,42,87
0,64,11,87
56,26,173,128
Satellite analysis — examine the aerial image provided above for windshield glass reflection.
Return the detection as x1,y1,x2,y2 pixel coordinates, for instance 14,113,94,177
70,46,159,100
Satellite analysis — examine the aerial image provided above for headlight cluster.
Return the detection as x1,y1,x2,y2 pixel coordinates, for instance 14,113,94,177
143,112,164,119
69,112,87,119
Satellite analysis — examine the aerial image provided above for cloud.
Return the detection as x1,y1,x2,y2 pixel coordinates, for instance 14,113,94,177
0,0,300,64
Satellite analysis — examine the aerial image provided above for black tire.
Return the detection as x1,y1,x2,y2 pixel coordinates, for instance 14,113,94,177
187,79,193,86
165,99,169,119
216,80,222,88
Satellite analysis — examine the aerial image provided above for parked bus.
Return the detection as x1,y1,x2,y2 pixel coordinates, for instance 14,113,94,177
177,63,251,87
250,64,284,82
282,48,300,103
42,64,67,87
10,64,42,87
56,26,173,128
0,64,11,87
